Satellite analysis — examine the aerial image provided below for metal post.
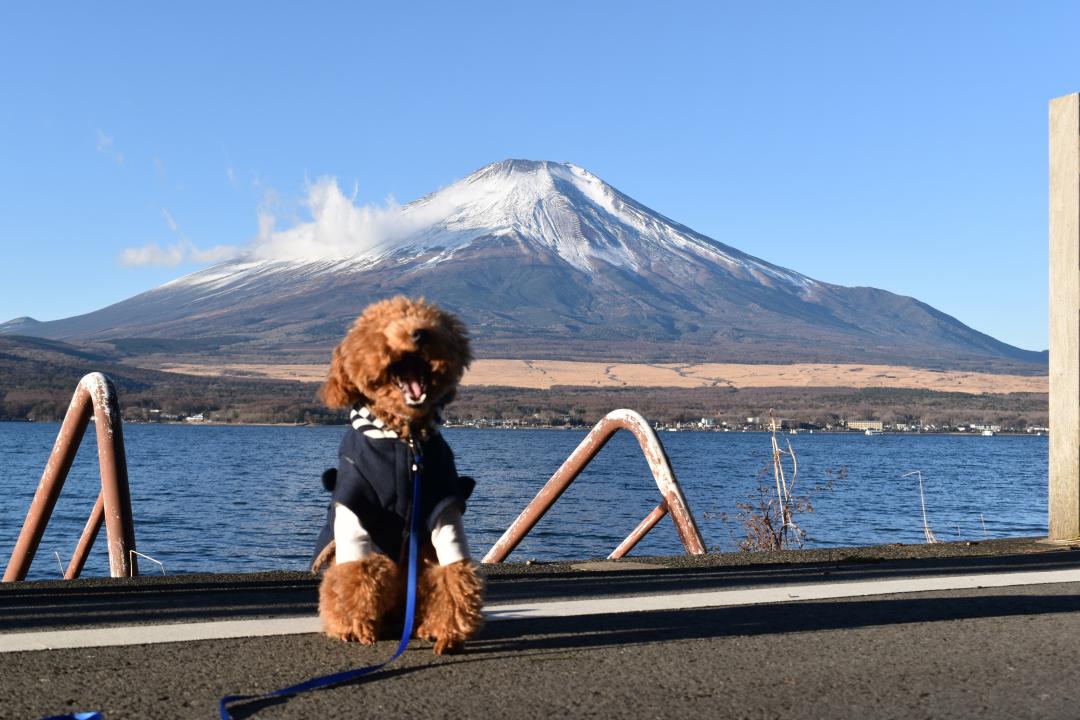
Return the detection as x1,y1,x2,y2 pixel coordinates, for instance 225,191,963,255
482,409,705,563
609,501,669,559
89,375,137,578
4,382,94,581
3,373,138,581
1050,93,1080,541
66,493,104,580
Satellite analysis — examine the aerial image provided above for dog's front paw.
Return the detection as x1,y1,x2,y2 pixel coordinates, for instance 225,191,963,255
416,560,485,655
319,555,398,644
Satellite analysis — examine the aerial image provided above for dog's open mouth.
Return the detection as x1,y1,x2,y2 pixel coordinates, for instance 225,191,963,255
390,354,429,407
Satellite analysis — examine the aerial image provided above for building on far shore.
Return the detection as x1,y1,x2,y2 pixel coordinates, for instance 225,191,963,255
847,420,884,432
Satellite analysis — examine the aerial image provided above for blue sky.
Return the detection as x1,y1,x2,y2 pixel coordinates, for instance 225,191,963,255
1,2,1077,352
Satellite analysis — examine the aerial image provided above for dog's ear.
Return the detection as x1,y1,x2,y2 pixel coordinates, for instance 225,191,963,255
320,346,360,408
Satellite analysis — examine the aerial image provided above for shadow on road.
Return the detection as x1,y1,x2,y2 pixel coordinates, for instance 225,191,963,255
471,591,1080,654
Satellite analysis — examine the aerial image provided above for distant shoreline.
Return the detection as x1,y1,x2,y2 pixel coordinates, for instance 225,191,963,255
2,419,1046,438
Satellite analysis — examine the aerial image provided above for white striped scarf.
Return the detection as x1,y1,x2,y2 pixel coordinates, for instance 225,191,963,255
350,406,400,439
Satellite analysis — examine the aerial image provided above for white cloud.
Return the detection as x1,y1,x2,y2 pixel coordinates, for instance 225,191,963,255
119,208,243,267
162,208,179,233
190,243,244,264
95,129,113,153
121,173,473,269
118,242,186,267
226,165,237,187
118,239,243,268
95,129,124,166
250,176,466,261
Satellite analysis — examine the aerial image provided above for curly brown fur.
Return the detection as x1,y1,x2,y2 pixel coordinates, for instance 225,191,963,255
321,296,472,439
319,555,400,644
415,559,485,655
319,297,480,652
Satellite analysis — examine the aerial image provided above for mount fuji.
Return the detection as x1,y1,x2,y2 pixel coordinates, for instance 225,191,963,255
0,160,1045,370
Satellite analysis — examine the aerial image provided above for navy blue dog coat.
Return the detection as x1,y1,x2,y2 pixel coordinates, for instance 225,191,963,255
313,406,474,566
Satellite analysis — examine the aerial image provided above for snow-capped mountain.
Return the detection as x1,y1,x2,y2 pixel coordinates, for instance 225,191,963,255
0,160,1045,369
363,159,814,288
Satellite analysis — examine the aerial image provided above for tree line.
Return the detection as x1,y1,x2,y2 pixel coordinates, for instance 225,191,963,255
0,336,1047,429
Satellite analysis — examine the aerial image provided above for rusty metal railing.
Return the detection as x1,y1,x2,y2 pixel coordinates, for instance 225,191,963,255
3,373,138,582
482,409,706,563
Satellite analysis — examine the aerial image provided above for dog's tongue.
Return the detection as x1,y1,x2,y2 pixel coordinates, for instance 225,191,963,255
405,378,424,400
395,361,428,406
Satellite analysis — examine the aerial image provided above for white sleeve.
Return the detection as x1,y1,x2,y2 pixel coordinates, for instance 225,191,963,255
429,505,471,566
334,502,374,563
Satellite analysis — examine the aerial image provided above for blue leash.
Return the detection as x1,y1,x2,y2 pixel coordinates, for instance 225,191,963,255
218,444,424,719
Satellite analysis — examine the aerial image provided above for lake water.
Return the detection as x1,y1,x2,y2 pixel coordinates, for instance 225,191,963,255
0,422,1048,580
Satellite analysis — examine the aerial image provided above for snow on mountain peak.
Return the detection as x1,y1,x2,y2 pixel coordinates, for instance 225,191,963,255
398,158,739,274
174,159,819,297
247,158,681,272
401,159,634,268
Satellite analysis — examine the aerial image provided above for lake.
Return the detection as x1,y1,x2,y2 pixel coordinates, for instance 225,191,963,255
0,422,1048,580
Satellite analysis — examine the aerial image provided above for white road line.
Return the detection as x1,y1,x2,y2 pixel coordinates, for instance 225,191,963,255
3,567,1079,653
1,616,323,653
483,567,1080,620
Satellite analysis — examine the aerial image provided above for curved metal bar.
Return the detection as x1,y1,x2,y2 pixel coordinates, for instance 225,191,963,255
482,409,705,563
67,492,105,579
3,373,138,582
609,500,669,560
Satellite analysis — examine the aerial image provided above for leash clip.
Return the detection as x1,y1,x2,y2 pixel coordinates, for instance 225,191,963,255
408,438,424,474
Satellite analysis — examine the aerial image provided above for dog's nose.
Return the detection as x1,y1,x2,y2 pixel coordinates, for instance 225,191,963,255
411,328,429,346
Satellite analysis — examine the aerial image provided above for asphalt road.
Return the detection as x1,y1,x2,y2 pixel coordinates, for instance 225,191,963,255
4,539,1080,719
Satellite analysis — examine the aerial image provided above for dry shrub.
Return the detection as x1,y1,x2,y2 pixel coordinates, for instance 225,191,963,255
714,412,846,552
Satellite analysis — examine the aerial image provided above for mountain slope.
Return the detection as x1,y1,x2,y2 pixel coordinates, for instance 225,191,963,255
0,160,1046,370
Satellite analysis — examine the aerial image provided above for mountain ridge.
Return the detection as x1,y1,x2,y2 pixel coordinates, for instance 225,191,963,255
1,159,1046,371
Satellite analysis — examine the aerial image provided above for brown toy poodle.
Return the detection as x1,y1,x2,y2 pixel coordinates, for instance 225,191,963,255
311,296,483,654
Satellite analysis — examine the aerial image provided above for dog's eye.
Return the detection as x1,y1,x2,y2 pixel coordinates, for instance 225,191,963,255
411,329,430,346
